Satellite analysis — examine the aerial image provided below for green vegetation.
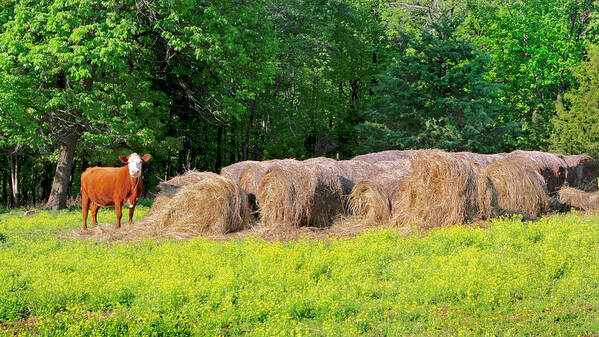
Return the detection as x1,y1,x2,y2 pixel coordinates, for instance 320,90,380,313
1,209,599,336
1,0,599,209
552,44,599,159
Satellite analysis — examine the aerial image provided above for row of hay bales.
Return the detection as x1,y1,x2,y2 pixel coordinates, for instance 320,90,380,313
140,149,599,237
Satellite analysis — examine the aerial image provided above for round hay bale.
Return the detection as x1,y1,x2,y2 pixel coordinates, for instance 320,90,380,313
238,159,297,210
148,171,221,217
556,187,599,211
220,160,261,183
506,150,567,193
143,174,251,235
257,163,343,228
303,157,337,166
486,158,550,217
158,170,220,194
352,150,417,163
390,149,498,229
373,160,412,173
452,152,507,167
348,169,408,223
564,154,598,192
334,160,384,195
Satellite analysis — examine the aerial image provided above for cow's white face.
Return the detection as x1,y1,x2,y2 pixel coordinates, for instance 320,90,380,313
119,153,151,178
128,153,143,178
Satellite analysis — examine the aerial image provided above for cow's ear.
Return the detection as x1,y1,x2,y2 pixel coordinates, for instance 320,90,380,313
119,155,129,163
142,154,152,162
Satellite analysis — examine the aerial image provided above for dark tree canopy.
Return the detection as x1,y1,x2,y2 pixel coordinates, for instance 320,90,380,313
0,0,597,208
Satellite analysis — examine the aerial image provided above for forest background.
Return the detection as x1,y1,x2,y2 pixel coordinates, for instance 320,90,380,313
1,0,598,209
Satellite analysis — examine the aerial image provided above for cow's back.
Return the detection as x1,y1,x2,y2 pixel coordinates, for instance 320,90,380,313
81,166,130,206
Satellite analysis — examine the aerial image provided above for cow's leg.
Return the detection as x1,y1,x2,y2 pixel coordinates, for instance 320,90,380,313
128,204,136,225
90,203,99,227
115,201,122,229
81,192,90,230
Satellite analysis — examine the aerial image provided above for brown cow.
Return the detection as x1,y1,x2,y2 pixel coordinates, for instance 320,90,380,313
81,153,151,229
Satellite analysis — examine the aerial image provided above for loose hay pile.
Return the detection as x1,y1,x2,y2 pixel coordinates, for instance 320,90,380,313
258,162,344,228
486,158,549,217
556,187,599,211
390,150,498,229
142,173,251,237
348,168,409,224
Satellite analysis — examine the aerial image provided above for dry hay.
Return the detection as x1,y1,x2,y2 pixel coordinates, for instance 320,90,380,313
452,152,507,167
220,160,261,183
352,150,417,163
157,170,219,194
334,160,384,194
556,187,599,211
140,173,252,236
238,159,297,209
303,157,337,166
373,160,412,173
390,149,498,229
506,150,567,193
486,157,549,217
348,168,409,224
564,154,598,192
148,171,220,218
257,162,344,228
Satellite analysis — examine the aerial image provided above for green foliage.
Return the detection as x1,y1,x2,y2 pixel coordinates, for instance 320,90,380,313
1,209,599,335
0,0,169,155
358,16,514,153
551,44,599,158
464,0,598,149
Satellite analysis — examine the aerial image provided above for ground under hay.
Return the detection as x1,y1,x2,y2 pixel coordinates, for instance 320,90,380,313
141,173,251,237
564,154,598,192
348,168,409,224
486,158,549,217
557,187,599,211
390,149,497,229
506,150,567,193
257,162,344,228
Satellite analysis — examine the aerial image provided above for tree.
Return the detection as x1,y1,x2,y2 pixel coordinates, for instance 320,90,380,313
551,44,599,158
0,0,167,209
463,0,598,149
357,15,515,153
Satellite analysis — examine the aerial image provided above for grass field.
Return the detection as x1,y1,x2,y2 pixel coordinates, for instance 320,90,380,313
1,207,599,336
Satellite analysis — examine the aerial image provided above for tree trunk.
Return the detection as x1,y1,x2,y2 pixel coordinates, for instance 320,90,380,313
9,153,20,208
46,132,78,210
242,99,257,161
2,167,7,208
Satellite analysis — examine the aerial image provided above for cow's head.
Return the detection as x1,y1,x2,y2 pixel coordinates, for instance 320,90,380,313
119,153,151,178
